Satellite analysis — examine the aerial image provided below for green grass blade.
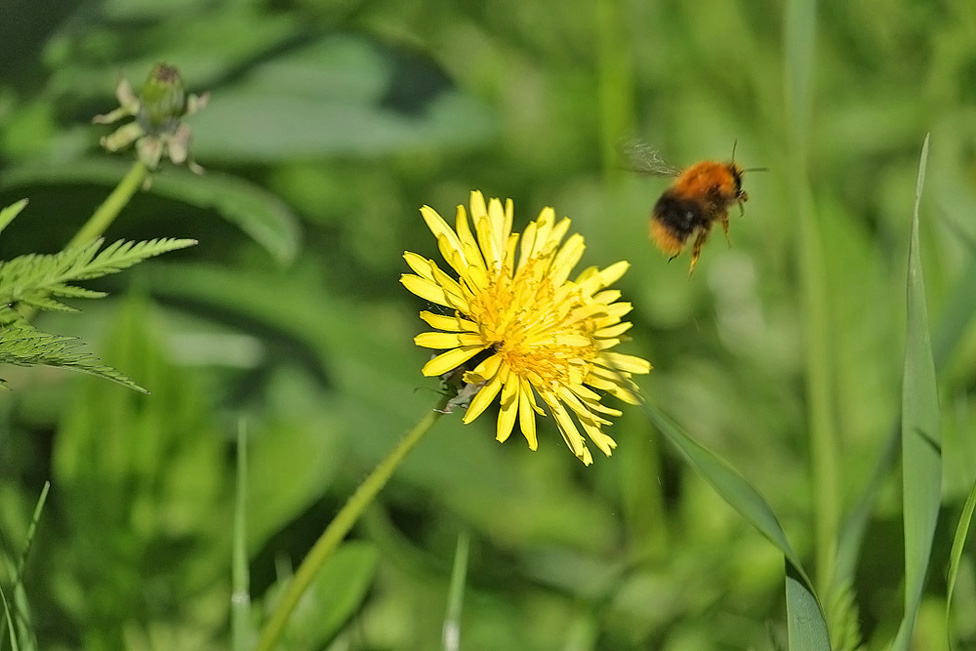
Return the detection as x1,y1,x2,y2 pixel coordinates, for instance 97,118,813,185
232,419,252,651
891,133,941,651
0,583,20,651
835,227,976,595
0,482,48,651
11,482,48,592
946,479,976,650
442,530,470,651
643,402,829,648
0,200,28,236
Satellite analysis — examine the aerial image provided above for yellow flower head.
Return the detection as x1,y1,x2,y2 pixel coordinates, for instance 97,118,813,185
401,191,651,465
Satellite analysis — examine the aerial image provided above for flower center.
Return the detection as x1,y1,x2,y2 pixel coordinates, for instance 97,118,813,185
467,257,597,388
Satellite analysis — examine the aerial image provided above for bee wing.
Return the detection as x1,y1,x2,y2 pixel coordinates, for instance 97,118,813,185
619,139,681,177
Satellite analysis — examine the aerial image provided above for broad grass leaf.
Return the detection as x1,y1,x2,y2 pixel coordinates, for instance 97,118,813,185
643,403,829,649
787,563,833,651
891,133,941,651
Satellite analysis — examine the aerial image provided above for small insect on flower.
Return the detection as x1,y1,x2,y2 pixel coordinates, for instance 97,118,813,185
626,141,764,276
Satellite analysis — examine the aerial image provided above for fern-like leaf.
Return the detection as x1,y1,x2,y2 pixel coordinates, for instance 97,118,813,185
0,326,147,392
0,237,196,313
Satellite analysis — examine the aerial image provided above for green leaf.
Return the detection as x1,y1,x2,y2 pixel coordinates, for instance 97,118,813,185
0,326,146,392
0,160,300,264
946,479,976,649
0,199,28,235
892,133,941,651
191,91,496,161
642,402,829,648
150,168,301,265
185,34,496,162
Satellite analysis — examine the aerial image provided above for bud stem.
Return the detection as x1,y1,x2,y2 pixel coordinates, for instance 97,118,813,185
68,160,150,249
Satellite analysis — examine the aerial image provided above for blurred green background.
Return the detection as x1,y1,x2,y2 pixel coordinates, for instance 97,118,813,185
0,0,974,649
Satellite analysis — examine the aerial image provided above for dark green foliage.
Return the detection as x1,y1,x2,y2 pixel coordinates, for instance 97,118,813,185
0,0,974,649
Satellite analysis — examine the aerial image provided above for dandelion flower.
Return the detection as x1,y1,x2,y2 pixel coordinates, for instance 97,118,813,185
401,190,651,465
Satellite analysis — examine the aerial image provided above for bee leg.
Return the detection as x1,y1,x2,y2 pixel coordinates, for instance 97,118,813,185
720,213,732,247
667,253,679,263
688,227,711,277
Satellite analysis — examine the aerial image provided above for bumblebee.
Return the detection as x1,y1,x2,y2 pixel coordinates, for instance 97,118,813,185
629,142,759,275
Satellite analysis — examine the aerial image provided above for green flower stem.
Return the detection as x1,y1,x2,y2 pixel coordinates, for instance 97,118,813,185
256,397,448,651
68,160,150,249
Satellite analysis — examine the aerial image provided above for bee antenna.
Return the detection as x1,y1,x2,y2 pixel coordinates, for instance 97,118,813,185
743,166,769,173
731,139,739,162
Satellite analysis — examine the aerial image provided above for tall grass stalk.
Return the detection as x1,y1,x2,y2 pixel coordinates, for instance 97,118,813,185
232,420,251,651
784,0,839,595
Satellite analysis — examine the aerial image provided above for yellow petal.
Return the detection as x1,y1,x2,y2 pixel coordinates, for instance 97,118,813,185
464,353,503,384
419,311,478,332
558,386,612,427
579,418,616,457
549,233,585,286
593,321,634,337
403,252,436,279
414,332,463,349
502,197,514,244
463,371,503,424
421,206,466,264
602,352,652,374
469,190,487,220
593,289,622,305
421,345,486,377
487,197,509,258
495,376,519,443
517,220,539,271
518,377,539,449
546,217,571,253
400,274,453,306
455,203,487,274
599,260,630,286
545,395,586,460
527,209,554,259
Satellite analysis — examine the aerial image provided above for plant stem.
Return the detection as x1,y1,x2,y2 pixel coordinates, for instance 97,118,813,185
68,160,150,249
255,397,448,651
